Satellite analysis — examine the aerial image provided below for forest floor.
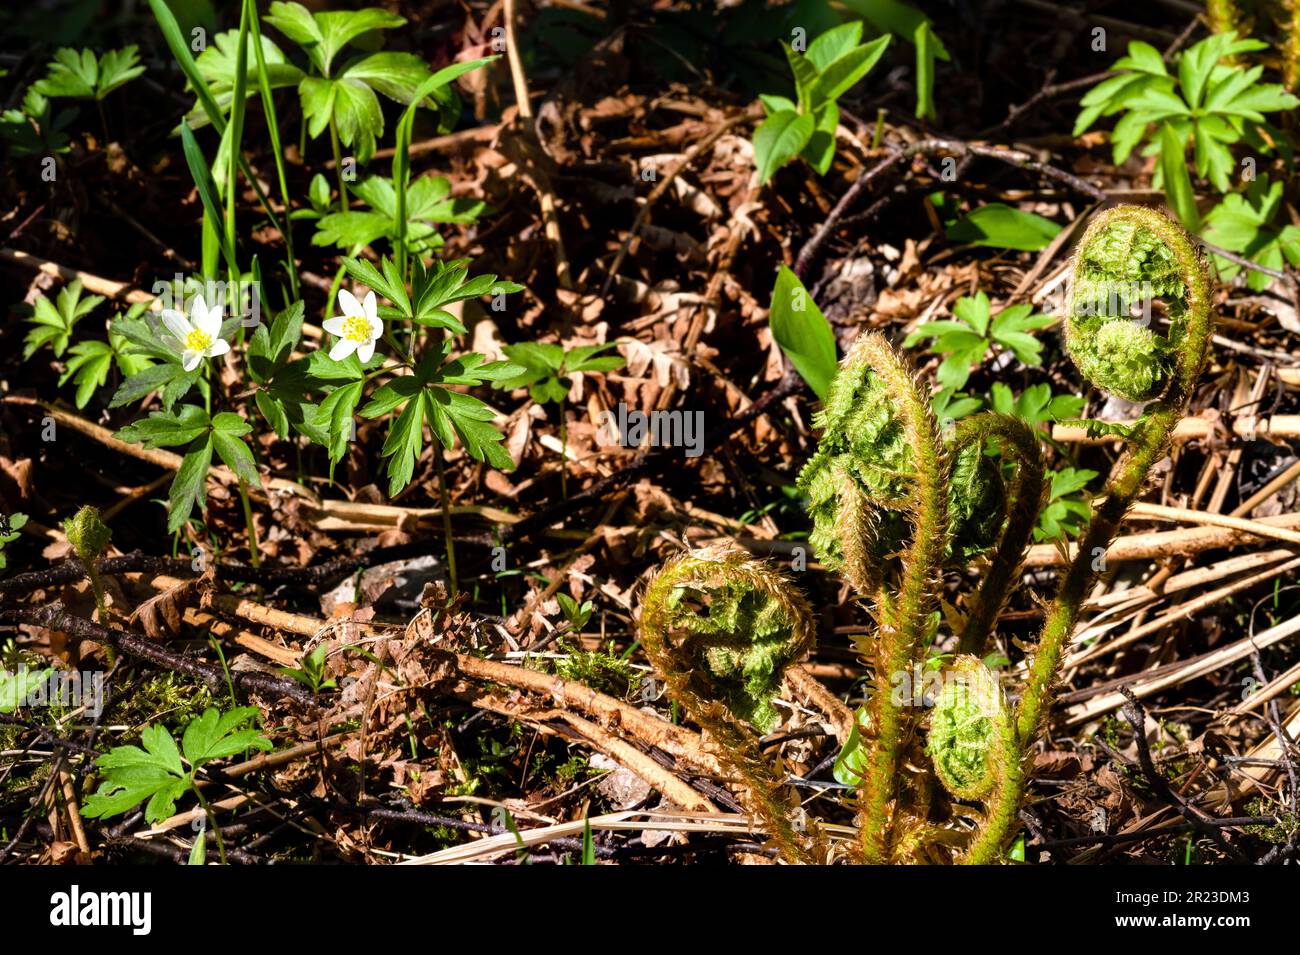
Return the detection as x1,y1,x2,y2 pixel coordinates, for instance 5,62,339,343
1,0,1298,865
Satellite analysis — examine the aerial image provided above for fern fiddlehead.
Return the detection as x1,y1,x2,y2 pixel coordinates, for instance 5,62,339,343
953,414,1047,656
640,544,817,863
964,205,1214,863
797,332,951,862
927,656,1013,802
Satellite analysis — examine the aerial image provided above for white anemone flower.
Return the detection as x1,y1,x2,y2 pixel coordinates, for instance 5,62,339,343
160,295,230,372
323,289,382,363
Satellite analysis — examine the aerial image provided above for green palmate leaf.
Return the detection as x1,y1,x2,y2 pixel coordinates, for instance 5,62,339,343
988,382,1085,428
313,174,488,252
34,46,145,100
946,203,1062,251
83,708,271,824
1159,123,1200,231
266,2,404,75
905,291,1053,390
1,88,75,156
1034,466,1098,542
768,265,838,400
115,404,211,448
1076,32,1298,195
341,256,410,313
1201,175,1300,292
754,109,814,184
169,437,213,533
82,723,189,824
428,389,516,473
59,341,113,409
989,303,1055,366
181,706,272,765
188,29,302,129
22,279,103,360
211,413,261,487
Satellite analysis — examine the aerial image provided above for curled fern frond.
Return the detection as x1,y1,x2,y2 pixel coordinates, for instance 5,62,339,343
1064,206,1208,402
640,544,817,863
964,205,1214,864
798,332,1002,591
641,544,815,734
795,332,950,862
953,413,1046,655
797,345,914,594
927,656,1011,801
944,437,1006,564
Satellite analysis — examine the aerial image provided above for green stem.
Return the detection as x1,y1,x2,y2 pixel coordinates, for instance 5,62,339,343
245,0,299,299
434,446,458,597
237,479,261,569
192,785,227,865
329,115,348,215
847,334,949,864
956,414,1045,656
964,206,1214,864
223,0,250,269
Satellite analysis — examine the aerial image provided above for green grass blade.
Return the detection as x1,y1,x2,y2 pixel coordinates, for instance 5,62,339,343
246,0,299,299
146,0,226,134
393,56,498,279
224,0,251,277
181,123,240,277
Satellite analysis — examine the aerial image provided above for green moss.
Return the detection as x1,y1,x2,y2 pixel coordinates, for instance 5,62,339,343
552,642,636,699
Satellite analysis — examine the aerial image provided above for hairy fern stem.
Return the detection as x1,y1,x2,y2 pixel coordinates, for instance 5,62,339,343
640,545,819,864
964,205,1214,863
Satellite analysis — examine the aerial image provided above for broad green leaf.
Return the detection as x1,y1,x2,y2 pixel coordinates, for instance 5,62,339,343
753,109,814,184
169,436,214,532
809,34,890,106
1159,123,1200,231
115,405,210,449
946,203,1062,251
805,22,863,73
768,265,838,400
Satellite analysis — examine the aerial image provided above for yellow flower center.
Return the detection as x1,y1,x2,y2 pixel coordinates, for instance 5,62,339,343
183,329,212,352
342,314,371,343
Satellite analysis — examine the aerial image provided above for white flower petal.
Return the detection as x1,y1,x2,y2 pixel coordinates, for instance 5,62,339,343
329,338,359,362
160,309,191,341
367,315,383,340
190,294,209,323
337,288,363,318
322,317,348,336
362,290,377,322
197,301,223,338
182,350,203,372
356,339,375,363
208,339,231,358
